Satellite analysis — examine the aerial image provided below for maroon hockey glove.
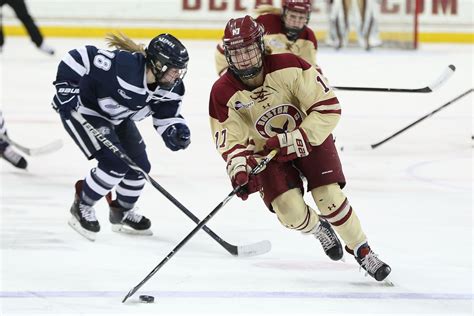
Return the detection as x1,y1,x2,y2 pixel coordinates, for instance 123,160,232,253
226,155,262,201
265,128,312,162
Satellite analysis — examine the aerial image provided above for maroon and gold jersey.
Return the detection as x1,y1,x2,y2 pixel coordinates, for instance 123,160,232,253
215,13,319,76
209,53,340,162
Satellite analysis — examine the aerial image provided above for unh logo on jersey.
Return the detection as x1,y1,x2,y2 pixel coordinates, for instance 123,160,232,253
255,104,303,138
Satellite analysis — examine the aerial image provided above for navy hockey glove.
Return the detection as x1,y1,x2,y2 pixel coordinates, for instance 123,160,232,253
52,81,80,120
162,123,191,151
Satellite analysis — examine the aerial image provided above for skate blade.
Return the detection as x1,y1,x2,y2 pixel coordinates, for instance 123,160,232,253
68,217,97,241
111,224,153,236
382,277,395,287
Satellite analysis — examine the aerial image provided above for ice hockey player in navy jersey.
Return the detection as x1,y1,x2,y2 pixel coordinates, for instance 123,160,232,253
52,33,191,241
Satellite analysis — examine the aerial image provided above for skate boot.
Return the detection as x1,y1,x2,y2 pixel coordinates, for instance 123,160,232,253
0,143,27,169
308,219,344,261
67,180,100,241
38,42,55,55
106,193,152,236
346,242,392,282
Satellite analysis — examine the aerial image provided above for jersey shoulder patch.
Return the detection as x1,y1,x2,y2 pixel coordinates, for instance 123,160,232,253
209,74,243,122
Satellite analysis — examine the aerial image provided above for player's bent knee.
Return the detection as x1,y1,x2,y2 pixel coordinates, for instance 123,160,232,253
271,188,311,229
95,148,130,174
132,151,151,174
311,183,346,216
311,183,356,228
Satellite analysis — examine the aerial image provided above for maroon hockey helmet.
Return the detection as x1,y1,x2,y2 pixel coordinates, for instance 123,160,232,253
282,0,312,13
222,15,265,80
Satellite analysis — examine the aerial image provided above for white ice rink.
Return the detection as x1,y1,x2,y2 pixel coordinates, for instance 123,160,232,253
0,37,472,316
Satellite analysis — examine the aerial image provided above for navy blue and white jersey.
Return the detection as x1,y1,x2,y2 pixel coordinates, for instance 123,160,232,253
54,45,186,136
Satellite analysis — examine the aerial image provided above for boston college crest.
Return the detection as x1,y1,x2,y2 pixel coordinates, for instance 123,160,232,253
255,104,303,138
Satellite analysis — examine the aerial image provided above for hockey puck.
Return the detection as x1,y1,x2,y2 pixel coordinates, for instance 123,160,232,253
139,295,155,303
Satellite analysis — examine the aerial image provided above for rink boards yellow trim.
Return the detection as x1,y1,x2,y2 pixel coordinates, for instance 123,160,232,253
4,25,473,43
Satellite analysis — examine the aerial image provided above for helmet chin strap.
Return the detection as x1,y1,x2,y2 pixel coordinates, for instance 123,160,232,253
150,60,165,82
284,27,303,41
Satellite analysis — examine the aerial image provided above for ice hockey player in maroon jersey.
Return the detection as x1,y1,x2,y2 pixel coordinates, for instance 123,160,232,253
215,0,321,76
209,15,391,282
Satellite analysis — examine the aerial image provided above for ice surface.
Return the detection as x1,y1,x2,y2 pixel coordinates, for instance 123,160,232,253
0,38,472,316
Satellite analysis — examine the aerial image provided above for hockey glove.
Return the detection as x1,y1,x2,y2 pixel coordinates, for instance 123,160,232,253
52,81,80,120
265,128,312,162
226,155,262,201
162,123,191,151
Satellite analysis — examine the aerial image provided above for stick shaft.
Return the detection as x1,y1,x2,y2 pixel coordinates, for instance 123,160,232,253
371,88,473,149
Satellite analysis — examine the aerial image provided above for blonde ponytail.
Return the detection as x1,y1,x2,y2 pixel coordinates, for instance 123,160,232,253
105,32,146,56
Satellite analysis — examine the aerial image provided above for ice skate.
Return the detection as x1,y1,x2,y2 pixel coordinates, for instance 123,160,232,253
347,242,392,283
308,218,344,261
106,193,152,236
38,42,55,55
0,144,28,169
68,181,100,241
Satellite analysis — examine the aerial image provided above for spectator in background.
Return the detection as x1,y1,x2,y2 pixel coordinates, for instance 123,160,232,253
0,0,54,55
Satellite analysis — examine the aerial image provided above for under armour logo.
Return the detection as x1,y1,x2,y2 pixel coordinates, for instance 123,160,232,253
328,204,337,211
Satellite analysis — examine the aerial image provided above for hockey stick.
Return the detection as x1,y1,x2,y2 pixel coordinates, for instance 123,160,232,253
70,111,271,257
333,64,455,93
340,88,473,151
0,134,63,156
122,149,278,303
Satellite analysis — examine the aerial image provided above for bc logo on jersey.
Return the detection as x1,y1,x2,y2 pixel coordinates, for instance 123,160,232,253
255,104,303,138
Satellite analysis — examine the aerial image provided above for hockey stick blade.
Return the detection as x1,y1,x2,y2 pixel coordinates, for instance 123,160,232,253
333,64,456,93
0,134,63,156
426,64,456,92
21,139,64,156
236,239,271,257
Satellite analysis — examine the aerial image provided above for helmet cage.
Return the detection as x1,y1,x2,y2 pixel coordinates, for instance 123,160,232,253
223,17,265,80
